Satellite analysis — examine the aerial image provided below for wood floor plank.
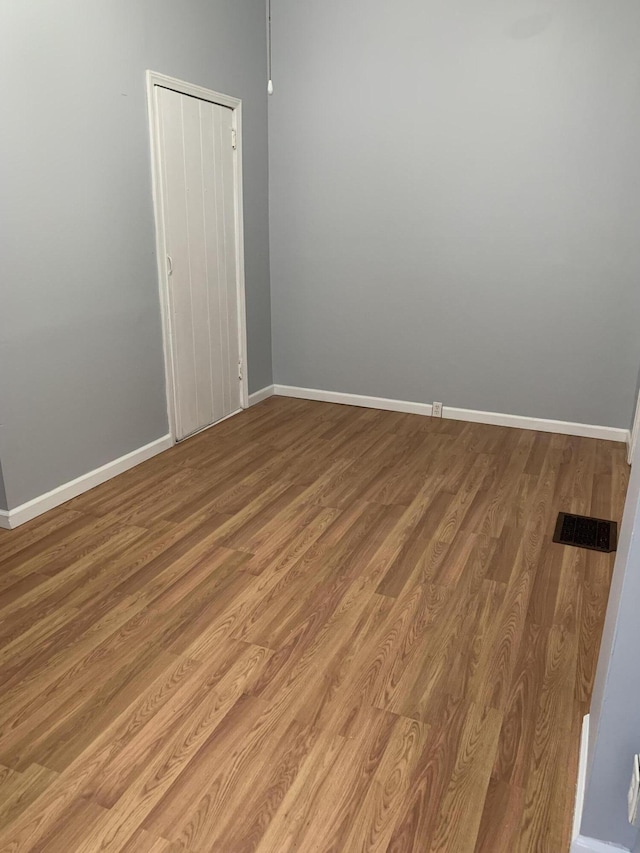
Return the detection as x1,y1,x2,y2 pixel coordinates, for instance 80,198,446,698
256,706,398,853
0,764,58,830
385,695,473,853
425,703,502,853
0,510,85,566
516,625,579,853
71,645,272,852
85,641,240,809
0,397,628,852
198,716,321,853
342,716,430,853
474,776,526,853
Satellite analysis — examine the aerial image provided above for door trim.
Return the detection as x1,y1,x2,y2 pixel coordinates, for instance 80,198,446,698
146,70,249,442
629,388,640,464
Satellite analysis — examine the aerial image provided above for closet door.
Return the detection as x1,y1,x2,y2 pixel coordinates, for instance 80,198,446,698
156,85,241,440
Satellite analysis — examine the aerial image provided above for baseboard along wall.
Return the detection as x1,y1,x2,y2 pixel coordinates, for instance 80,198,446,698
573,715,591,843
271,385,629,444
248,385,276,406
0,435,173,530
571,836,630,853
1,384,629,530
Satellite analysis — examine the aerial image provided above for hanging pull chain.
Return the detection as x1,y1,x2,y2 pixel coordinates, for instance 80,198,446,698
267,0,273,94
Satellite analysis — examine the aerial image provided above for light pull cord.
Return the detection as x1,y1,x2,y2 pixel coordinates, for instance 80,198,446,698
267,0,273,94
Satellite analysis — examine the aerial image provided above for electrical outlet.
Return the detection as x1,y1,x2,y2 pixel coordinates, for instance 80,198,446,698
432,402,443,418
628,754,640,827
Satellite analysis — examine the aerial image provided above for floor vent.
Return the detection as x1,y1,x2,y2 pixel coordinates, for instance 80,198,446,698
553,512,618,553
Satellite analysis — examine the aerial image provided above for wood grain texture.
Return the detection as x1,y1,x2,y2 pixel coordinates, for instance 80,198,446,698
0,397,627,852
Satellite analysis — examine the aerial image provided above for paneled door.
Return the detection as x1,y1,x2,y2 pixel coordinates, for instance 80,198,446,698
154,83,243,441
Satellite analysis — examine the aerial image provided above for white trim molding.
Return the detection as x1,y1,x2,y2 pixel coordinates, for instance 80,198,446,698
443,406,628,443
573,715,590,843
571,837,630,853
248,385,275,406
273,386,628,444
628,390,640,464
0,435,173,530
273,385,433,417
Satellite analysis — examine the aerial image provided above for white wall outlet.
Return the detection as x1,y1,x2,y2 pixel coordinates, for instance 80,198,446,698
628,754,640,826
432,402,443,418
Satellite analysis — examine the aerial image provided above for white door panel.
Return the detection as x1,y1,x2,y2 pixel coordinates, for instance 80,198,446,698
156,86,241,440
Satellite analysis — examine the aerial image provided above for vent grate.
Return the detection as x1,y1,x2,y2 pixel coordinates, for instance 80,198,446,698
553,512,617,553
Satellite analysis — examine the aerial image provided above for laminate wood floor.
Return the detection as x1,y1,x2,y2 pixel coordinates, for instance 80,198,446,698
0,397,629,852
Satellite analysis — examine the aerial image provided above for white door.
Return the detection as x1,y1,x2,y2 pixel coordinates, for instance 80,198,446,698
155,85,242,441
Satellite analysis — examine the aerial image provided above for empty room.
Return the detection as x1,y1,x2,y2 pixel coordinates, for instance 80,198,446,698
2,1,640,852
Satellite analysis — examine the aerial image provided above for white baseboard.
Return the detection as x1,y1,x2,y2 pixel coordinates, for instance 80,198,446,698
0,434,173,530
444,407,628,444
272,385,628,444
1,387,626,530
571,836,630,853
273,385,433,417
573,715,590,842
248,385,275,406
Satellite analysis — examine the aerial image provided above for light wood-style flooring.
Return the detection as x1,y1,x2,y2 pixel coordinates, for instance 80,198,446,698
0,396,629,852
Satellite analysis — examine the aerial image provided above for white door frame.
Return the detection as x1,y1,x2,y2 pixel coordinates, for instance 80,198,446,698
629,388,640,464
146,70,249,442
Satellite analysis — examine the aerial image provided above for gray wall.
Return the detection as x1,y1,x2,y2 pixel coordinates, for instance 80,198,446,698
269,0,640,429
0,0,271,510
579,430,640,850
